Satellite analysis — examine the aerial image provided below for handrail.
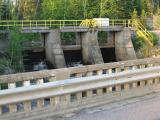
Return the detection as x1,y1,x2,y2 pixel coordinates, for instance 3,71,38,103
132,19,153,56
0,19,133,28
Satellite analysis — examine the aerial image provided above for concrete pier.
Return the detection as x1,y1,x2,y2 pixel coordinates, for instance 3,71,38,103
115,28,137,61
81,30,104,64
45,30,66,68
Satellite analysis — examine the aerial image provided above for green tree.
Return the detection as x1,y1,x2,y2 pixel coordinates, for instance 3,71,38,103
132,9,138,19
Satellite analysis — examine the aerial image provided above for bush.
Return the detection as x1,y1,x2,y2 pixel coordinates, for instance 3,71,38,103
150,32,159,45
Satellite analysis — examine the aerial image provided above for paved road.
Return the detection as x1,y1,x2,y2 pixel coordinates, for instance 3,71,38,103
45,92,160,120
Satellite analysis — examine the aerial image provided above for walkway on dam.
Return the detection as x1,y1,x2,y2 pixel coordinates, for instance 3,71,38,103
44,91,160,120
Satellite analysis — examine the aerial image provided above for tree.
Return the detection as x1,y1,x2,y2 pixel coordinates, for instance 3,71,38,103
18,0,37,19
132,9,138,19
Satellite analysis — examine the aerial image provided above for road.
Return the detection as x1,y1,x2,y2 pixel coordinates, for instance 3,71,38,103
45,92,160,120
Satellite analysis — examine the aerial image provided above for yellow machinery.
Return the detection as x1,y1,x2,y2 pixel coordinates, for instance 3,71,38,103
80,19,97,28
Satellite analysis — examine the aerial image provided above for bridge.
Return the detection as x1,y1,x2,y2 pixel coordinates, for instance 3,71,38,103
0,58,160,120
0,19,158,119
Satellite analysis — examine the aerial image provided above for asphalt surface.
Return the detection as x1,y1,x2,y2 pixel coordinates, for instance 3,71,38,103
45,92,160,120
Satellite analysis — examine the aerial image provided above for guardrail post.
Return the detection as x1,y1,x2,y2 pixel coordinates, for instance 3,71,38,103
87,90,92,97
65,94,71,104
24,101,31,112
24,81,30,87
50,97,55,106
49,76,56,82
97,70,103,75
37,99,44,108
140,65,145,68
55,96,60,107
132,82,137,88
115,68,120,73
108,69,112,74
124,67,129,71
76,73,82,77
37,79,44,84
154,78,159,84
8,83,16,89
115,85,121,91
107,86,112,93
97,88,103,95
148,79,153,85
77,92,82,100
9,104,17,113
140,81,145,87
87,72,93,77
132,66,137,70
148,64,153,67
124,83,130,90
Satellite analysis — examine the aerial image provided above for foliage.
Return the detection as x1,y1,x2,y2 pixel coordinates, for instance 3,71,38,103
132,9,138,20
132,32,159,50
98,31,108,43
61,32,76,45
151,32,159,46
132,33,145,51
0,28,40,74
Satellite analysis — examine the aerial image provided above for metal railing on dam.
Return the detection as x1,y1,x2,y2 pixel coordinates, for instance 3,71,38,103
0,58,160,119
0,19,132,28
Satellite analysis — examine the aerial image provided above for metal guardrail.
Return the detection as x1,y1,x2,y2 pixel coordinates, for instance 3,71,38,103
1,66,160,105
0,58,159,90
0,66,160,120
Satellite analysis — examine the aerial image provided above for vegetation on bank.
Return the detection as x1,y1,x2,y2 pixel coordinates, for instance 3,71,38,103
0,28,40,75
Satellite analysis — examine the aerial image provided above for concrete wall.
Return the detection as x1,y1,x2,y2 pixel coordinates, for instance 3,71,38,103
115,28,137,61
81,30,104,64
45,30,66,68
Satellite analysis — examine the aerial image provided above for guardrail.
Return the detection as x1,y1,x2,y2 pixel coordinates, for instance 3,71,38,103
0,58,160,91
0,19,132,29
0,66,160,120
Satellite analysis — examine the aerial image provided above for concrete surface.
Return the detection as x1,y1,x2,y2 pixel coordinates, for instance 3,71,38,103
46,91,160,120
115,28,137,61
45,30,66,68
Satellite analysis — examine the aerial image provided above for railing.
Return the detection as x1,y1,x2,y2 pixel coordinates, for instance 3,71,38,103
132,19,153,56
0,19,133,29
0,66,160,120
0,58,160,91
133,20,153,46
